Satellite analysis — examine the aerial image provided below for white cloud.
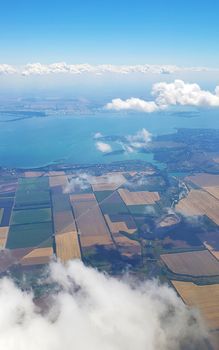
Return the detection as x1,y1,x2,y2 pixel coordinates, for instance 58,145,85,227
0,260,207,350
105,80,219,112
96,141,112,153
126,128,152,147
152,79,219,107
63,173,92,193
0,64,17,75
0,62,219,76
93,132,103,139
105,98,159,113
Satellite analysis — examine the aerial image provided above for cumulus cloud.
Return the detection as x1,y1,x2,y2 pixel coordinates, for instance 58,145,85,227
0,260,208,350
152,79,219,107
105,80,219,112
105,98,159,113
96,141,112,153
126,128,152,148
0,64,17,75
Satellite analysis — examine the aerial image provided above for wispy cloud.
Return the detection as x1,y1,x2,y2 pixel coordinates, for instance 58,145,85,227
105,79,219,112
0,260,207,350
96,141,112,153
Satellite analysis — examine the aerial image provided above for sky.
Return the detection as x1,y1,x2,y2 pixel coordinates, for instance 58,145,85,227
1,0,219,103
1,0,219,66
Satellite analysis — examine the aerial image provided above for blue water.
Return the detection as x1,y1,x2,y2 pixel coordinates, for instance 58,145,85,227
0,109,219,168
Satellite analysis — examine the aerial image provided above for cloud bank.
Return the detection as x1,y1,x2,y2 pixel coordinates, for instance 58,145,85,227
0,62,218,76
0,260,208,350
106,80,219,112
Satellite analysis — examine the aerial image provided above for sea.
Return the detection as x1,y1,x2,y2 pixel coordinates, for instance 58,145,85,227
0,109,219,169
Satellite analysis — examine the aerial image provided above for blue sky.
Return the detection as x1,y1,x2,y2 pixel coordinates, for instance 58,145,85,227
1,0,219,66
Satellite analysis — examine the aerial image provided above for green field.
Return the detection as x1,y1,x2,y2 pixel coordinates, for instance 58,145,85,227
10,208,52,225
94,191,113,202
6,222,53,249
15,177,50,209
52,194,71,212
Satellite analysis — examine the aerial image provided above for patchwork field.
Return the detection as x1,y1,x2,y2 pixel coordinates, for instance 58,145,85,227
70,193,113,248
10,208,51,225
55,231,81,262
172,281,219,330
176,189,219,225
118,189,160,206
20,247,53,266
198,232,219,260
161,250,219,276
104,214,137,234
6,222,53,249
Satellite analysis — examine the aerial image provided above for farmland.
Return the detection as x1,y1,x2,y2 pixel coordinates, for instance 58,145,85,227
20,247,53,266
70,193,113,248
1,151,219,342
55,231,81,262
172,281,219,330
161,250,219,276
176,189,219,225
6,222,53,249
10,208,51,225
118,188,160,206
198,232,219,260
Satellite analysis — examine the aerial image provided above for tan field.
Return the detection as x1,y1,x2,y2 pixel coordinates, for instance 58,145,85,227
161,250,219,276
112,232,141,257
157,215,180,228
203,186,219,200
198,232,219,260
53,210,77,234
21,247,53,266
0,227,8,249
176,189,219,225
91,173,126,191
186,173,219,187
172,281,219,330
24,171,45,177
118,188,160,206
71,195,114,248
70,193,95,201
55,231,81,262
104,214,136,234
49,175,69,188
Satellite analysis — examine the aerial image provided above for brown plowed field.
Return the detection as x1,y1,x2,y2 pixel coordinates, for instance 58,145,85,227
161,250,219,276
70,195,113,248
21,247,53,266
